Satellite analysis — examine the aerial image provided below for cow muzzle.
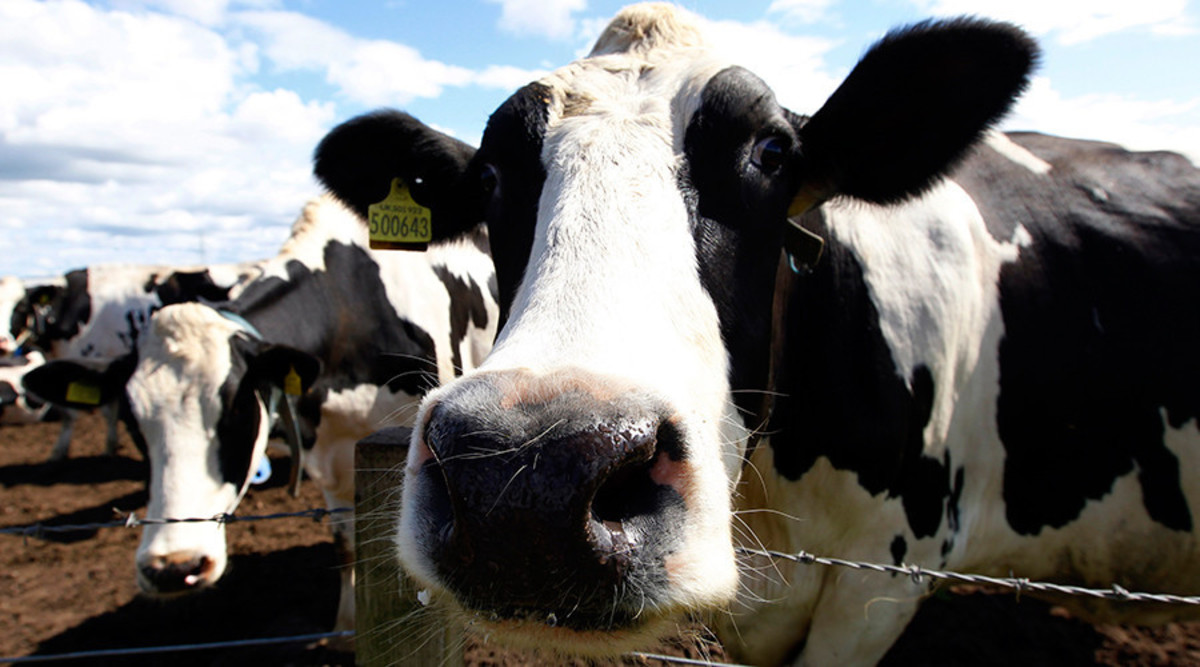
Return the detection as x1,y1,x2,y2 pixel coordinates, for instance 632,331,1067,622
136,550,221,597
403,369,693,636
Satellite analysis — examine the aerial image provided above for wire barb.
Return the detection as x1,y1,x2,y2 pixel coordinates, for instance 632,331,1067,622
735,547,1200,606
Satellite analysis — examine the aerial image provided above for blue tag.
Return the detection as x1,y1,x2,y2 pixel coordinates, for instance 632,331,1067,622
251,456,272,485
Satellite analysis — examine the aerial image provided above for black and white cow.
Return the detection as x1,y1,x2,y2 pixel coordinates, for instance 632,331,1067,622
313,4,1200,665
25,195,498,633
11,261,260,460
0,351,59,425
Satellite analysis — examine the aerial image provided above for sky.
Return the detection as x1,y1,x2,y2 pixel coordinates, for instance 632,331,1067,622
1,0,1197,279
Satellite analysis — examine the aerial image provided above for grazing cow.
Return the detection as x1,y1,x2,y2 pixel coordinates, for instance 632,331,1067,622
25,195,498,633
314,4,1200,665
11,262,260,460
0,351,59,425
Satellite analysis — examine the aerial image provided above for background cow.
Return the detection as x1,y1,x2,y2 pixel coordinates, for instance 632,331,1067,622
314,4,1200,666
11,261,260,460
25,194,498,634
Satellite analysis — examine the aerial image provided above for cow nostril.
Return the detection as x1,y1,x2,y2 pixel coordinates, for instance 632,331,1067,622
593,457,662,525
590,420,684,552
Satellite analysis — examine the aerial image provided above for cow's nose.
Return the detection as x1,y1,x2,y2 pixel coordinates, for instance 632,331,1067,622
415,372,686,627
137,552,217,596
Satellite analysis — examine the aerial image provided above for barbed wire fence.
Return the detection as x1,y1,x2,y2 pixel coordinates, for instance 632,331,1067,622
6,502,1200,664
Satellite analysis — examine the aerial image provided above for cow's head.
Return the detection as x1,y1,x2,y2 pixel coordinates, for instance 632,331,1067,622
10,271,88,356
315,4,1036,653
23,302,319,596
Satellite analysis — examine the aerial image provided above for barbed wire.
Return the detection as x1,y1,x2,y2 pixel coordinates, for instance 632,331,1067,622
737,547,1200,606
0,637,742,666
0,630,354,664
0,507,352,540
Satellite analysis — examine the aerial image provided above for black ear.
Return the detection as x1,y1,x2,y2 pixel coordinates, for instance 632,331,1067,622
313,110,479,243
251,345,322,396
794,18,1039,208
22,354,137,409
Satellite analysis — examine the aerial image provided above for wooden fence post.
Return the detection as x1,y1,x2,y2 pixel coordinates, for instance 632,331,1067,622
355,426,463,666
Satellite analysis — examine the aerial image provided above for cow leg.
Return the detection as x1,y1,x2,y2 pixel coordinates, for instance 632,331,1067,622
102,403,121,456
796,577,923,667
47,409,77,461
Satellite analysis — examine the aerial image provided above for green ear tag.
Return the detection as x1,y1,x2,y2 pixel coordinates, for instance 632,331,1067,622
368,178,432,251
66,382,101,406
284,365,303,397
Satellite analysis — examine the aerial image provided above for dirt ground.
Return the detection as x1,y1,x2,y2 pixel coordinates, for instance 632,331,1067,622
3,413,1200,666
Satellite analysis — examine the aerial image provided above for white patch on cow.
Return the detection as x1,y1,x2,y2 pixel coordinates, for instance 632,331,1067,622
985,129,1053,175
727,448,930,666
825,180,1023,445
126,303,266,592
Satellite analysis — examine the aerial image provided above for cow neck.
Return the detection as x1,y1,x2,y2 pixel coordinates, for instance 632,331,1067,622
216,309,305,498
742,210,827,460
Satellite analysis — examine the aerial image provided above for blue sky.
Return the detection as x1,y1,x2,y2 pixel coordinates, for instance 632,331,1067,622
2,0,1198,279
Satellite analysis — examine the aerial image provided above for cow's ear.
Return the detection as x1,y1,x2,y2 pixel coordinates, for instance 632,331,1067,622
251,345,322,396
313,110,480,244
791,18,1038,211
21,354,136,409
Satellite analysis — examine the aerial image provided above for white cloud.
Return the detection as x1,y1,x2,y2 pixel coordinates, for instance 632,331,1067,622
235,10,478,106
768,0,838,25
0,0,333,277
909,0,1195,44
1005,76,1200,165
699,17,843,116
486,0,586,40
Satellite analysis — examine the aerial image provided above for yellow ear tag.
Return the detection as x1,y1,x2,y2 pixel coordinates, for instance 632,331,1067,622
284,365,303,397
66,382,101,406
368,178,432,251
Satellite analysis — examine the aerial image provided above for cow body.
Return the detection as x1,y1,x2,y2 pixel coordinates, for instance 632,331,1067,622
313,4,1200,665
12,262,259,460
25,195,498,633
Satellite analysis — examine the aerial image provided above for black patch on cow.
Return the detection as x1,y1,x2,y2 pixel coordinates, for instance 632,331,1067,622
890,535,908,566
433,265,492,376
154,270,237,306
956,134,1200,535
216,337,262,490
682,67,799,424
473,83,551,324
768,229,950,539
0,380,17,408
222,240,440,451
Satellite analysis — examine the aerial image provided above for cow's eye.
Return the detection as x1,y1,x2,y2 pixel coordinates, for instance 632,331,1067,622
751,136,789,174
480,163,500,197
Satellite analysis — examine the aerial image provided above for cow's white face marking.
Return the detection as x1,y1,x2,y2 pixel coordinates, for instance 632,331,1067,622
126,303,269,593
401,25,749,643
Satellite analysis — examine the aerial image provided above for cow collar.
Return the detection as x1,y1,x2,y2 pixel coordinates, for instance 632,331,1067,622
216,310,306,499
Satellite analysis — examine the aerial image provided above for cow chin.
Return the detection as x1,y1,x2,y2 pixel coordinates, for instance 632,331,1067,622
454,606,684,658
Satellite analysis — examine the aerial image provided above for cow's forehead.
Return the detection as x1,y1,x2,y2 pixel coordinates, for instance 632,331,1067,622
533,49,734,146
132,304,238,396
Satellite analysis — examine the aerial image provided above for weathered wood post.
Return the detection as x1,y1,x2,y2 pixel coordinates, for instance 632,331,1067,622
355,426,463,666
